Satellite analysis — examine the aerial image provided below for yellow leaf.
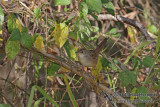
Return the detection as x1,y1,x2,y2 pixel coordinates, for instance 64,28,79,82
70,48,77,60
34,36,46,53
96,57,102,74
16,19,22,32
128,26,137,44
130,87,137,100
0,30,2,34
148,31,157,39
54,22,68,48
0,38,3,41
92,57,102,77
47,76,54,82
61,67,68,72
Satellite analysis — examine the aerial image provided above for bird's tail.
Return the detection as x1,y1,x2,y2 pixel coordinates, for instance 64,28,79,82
95,38,108,54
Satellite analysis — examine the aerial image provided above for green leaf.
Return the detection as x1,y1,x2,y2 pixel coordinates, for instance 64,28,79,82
47,63,61,76
0,104,10,107
73,17,91,35
119,71,137,87
64,40,77,59
33,98,44,107
0,7,4,25
27,85,59,107
66,75,79,82
106,74,112,87
101,0,108,3
109,28,118,34
101,57,110,67
79,2,88,18
7,15,22,32
35,85,59,107
89,12,98,20
77,31,82,42
112,33,121,37
54,0,71,6
136,86,149,100
146,68,160,84
103,1,115,15
0,26,2,34
27,86,36,107
74,17,92,38
106,28,120,37
109,59,118,71
143,54,160,86
148,25,157,34
124,41,153,64
64,40,72,58
132,56,142,70
82,32,89,41
52,74,63,77
156,23,160,55
63,75,78,107
34,8,41,18
109,28,120,37
69,31,77,40
86,0,102,14
142,56,154,67
0,7,4,34
7,13,17,33
9,28,21,41
137,103,145,107
5,41,20,60
93,26,99,32
32,33,39,43
20,32,32,48
22,27,28,33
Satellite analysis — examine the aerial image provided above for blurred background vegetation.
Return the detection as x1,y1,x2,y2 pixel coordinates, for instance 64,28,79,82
0,0,160,107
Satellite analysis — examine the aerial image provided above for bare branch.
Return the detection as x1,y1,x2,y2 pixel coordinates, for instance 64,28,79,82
29,48,136,107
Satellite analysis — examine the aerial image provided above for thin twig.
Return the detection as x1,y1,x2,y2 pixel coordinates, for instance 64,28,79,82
24,47,136,107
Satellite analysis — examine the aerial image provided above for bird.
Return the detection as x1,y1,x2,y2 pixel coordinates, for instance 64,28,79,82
77,38,108,67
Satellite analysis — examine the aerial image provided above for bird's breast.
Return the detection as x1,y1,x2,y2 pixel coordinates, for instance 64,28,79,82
78,53,97,67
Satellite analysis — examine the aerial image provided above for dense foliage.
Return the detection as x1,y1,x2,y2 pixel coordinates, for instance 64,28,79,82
0,0,159,107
